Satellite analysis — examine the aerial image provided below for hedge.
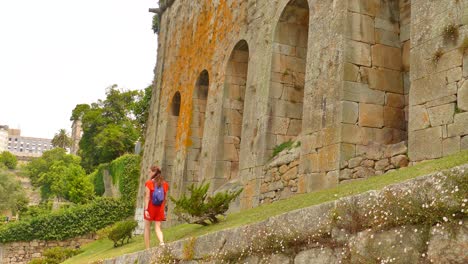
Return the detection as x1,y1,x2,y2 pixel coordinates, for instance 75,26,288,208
109,154,141,204
89,164,108,196
89,154,140,204
0,198,133,243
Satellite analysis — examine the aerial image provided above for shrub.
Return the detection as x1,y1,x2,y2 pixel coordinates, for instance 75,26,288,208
0,197,133,243
442,23,459,43
431,49,443,64
0,151,17,169
271,140,295,159
171,182,242,226
28,247,82,264
107,220,138,247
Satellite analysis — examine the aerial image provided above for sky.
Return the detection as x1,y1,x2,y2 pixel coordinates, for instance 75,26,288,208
0,0,158,139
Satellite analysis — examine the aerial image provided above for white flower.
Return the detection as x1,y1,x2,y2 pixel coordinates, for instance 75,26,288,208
443,217,448,222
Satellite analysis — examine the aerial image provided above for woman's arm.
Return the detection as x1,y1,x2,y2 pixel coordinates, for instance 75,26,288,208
144,186,150,218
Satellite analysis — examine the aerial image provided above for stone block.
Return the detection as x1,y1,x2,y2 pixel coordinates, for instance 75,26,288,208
353,167,375,178
391,154,409,168
283,166,298,181
300,153,319,174
356,142,384,160
408,105,430,131
367,67,403,94
341,124,365,145
375,28,400,47
344,63,360,82
343,81,385,105
408,127,443,161
427,103,455,127
443,136,460,156
375,158,390,170
348,156,363,168
346,40,371,66
359,103,384,128
462,136,468,150
347,12,375,43
384,106,405,130
339,168,353,180
427,223,468,264
425,95,457,108
386,93,405,108
347,0,379,16
361,159,375,167
446,67,462,84
342,101,358,124
384,141,408,157
410,73,457,106
402,40,410,71
340,143,356,168
435,49,463,74
307,172,338,191
295,248,342,264
371,44,402,70
318,144,340,172
458,80,468,111
270,116,289,135
447,112,468,137
464,53,468,78
349,226,426,264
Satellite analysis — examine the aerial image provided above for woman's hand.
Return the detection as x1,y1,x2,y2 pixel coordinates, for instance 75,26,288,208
144,210,150,219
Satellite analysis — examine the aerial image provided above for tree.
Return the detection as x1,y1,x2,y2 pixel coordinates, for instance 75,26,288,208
0,151,17,169
24,148,94,203
73,85,147,172
51,129,72,149
0,170,28,214
170,182,242,226
133,85,153,141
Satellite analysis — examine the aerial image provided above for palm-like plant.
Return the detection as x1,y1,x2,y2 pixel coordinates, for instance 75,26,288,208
51,129,72,149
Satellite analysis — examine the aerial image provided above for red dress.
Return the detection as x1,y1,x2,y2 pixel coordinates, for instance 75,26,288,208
144,180,169,221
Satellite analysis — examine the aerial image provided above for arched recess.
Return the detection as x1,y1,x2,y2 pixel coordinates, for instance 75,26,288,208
186,70,209,183
216,40,250,182
163,91,181,182
267,0,309,155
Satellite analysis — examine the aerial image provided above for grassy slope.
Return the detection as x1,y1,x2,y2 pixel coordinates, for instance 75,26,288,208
65,150,468,264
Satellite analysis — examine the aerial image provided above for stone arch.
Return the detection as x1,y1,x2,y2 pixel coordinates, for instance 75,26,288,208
163,91,181,182
216,40,250,183
186,70,209,183
267,0,309,156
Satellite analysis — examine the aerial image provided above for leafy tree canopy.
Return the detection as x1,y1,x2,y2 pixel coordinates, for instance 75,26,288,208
74,85,152,172
0,151,18,170
0,170,28,214
51,129,72,149
24,148,93,203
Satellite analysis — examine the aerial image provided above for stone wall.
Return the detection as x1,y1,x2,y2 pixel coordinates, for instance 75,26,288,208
108,164,467,264
0,234,95,264
137,0,468,231
409,0,468,161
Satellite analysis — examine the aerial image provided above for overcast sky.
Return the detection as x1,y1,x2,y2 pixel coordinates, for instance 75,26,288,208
0,0,158,139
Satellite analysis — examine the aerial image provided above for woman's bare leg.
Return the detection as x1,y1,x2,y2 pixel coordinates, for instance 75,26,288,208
154,221,164,245
144,220,151,249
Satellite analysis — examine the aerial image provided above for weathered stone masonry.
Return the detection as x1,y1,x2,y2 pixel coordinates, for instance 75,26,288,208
135,0,468,229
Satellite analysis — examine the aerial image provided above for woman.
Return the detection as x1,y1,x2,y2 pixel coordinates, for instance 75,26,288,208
144,165,169,249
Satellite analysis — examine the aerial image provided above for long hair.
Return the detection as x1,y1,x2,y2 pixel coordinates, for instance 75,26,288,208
150,165,163,187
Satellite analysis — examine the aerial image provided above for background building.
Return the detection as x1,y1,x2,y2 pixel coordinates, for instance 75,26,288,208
0,125,8,152
7,129,52,159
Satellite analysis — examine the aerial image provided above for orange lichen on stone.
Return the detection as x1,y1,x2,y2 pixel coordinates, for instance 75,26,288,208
161,0,244,152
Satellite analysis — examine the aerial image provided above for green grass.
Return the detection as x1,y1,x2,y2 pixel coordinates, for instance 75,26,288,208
65,150,468,264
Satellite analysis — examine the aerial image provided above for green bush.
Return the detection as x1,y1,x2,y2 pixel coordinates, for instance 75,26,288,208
107,220,138,247
28,247,82,264
171,182,242,226
271,140,300,159
0,197,133,243
0,151,17,169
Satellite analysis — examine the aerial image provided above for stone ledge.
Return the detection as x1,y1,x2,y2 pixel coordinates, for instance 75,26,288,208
103,164,468,264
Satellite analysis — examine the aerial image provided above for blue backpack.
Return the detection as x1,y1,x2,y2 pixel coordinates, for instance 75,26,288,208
152,185,165,206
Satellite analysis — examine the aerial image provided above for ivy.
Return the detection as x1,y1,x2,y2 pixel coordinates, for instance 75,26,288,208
0,198,132,243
